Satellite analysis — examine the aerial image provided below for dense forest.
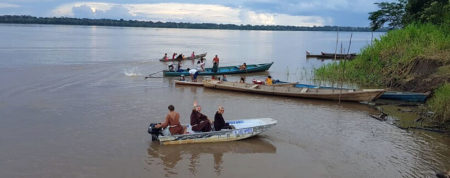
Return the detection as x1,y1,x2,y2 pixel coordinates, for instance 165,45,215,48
0,15,387,32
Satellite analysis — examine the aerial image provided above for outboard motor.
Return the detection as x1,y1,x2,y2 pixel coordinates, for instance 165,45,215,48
148,123,162,141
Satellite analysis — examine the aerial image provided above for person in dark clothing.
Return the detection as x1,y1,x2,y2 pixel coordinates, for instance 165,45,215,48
190,105,212,132
214,106,233,131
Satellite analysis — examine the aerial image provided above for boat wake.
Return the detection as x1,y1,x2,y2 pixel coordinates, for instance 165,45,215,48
123,67,142,77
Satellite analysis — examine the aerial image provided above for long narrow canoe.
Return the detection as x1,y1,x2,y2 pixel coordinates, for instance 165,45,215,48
203,80,384,102
294,83,429,102
306,51,357,59
163,62,274,76
159,53,207,62
149,118,277,145
379,91,430,102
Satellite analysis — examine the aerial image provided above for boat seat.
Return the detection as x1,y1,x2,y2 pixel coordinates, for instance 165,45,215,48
300,88,308,93
250,85,260,89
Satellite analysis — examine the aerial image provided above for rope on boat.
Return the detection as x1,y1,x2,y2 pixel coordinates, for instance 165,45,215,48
144,70,163,79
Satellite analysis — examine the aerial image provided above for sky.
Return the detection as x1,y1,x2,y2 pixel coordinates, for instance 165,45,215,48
0,0,391,27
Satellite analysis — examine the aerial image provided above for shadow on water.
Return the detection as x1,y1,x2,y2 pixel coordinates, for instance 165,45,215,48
146,136,276,176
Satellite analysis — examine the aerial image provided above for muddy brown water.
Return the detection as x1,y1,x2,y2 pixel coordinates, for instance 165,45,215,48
0,24,449,177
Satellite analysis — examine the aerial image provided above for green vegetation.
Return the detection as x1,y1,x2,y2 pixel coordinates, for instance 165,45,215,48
0,15,387,32
317,0,450,130
315,23,449,87
428,83,450,125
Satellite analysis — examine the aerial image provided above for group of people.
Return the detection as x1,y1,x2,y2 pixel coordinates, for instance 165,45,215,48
154,103,233,135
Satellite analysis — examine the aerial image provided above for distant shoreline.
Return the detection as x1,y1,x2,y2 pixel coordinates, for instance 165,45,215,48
0,15,387,32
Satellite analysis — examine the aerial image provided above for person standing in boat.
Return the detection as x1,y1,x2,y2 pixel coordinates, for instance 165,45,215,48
214,106,233,131
172,53,177,60
155,105,186,135
199,57,206,71
212,55,219,73
265,75,272,85
190,104,212,132
176,53,184,61
191,51,195,60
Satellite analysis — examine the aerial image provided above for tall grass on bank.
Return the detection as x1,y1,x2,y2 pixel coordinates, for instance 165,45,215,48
315,23,449,87
428,83,450,124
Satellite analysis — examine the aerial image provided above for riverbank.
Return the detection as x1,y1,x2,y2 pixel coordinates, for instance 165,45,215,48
315,24,450,131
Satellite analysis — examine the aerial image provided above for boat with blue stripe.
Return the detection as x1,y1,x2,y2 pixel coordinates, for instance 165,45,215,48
163,62,274,76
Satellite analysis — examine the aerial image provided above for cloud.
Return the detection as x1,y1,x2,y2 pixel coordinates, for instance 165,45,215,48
50,2,327,26
0,3,20,8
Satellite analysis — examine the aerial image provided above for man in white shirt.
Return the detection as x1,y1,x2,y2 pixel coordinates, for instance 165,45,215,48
189,68,199,82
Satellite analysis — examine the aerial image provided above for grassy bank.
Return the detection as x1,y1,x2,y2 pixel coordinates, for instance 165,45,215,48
315,23,450,128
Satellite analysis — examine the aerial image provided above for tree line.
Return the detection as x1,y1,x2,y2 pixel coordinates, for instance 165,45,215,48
0,15,387,32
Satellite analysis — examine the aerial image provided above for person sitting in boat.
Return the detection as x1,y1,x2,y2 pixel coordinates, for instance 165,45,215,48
163,53,168,61
239,63,247,70
265,75,272,85
214,106,233,131
212,55,219,73
179,74,185,81
155,105,186,135
222,75,227,82
189,68,199,82
190,105,212,132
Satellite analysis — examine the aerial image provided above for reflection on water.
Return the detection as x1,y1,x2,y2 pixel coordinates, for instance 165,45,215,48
147,137,276,176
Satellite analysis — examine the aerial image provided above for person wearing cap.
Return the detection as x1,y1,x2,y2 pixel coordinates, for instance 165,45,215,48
214,106,233,131
155,105,186,135
265,75,272,85
190,105,212,132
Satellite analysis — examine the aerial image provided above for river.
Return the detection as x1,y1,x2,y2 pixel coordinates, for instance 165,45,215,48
0,24,448,177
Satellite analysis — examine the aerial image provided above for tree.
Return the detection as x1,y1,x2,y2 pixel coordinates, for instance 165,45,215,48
369,0,407,31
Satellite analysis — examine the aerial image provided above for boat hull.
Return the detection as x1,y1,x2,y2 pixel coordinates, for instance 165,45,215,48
157,118,277,145
163,62,273,76
379,91,429,102
174,80,204,86
204,80,384,102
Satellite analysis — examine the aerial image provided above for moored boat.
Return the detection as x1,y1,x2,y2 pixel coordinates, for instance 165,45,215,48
306,51,357,59
163,62,274,76
379,91,430,102
292,83,429,102
148,118,277,145
159,53,207,62
174,80,204,86
203,80,385,102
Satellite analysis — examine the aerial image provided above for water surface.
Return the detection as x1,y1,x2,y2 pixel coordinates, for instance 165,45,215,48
0,24,448,178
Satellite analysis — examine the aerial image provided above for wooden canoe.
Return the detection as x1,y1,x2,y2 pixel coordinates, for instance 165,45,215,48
154,118,277,145
379,91,430,102
306,51,357,59
163,62,274,76
174,80,204,86
293,83,429,102
159,53,207,62
203,80,385,102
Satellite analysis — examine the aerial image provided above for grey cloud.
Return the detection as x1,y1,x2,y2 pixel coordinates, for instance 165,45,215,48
72,4,134,20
